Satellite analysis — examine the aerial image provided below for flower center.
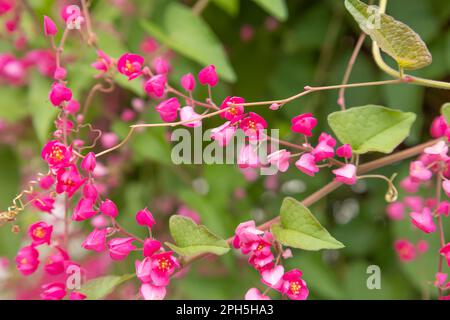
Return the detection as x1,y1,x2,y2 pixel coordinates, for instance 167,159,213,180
125,60,136,73
20,258,28,265
33,227,45,239
158,257,172,272
50,146,64,161
290,281,301,295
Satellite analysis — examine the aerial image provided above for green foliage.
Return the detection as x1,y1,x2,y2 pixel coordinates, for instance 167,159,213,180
212,0,239,16
251,0,288,21
166,215,230,257
271,197,344,250
441,103,450,124
140,2,236,82
345,0,432,70
328,105,416,154
80,274,135,300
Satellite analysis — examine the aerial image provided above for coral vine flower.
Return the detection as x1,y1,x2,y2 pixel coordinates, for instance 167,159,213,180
198,65,218,86
443,180,450,197
117,53,144,80
336,144,352,159
41,140,72,169
239,112,267,141
437,201,450,217
91,50,112,76
72,198,97,221
332,164,357,185
386,202,404,220
180,106,202,127
143,239,161,257
409,161,432,182
39,174,54,190
430,116,448,138
108,237,136,260
40,282,66,300
28,221,52,246
211,122,236,147
312,141,335,162
410,207,436,233
181,73,196,92
295,153,319,177
400,176,420,193
135,257,152,283
155,97,180,122
83,183,98,200
238,145,260,169
15,245,40,276
136,208,156,228
49,82,72,107
82,228,108,252
81,152,96,172
280,269,309,300
32,195,55,213
149,251,179,286
70,292,87,300
439,243,450,267
267,149,291,173
318,133,337,147
394,240,416,262
100,199,119,218
44,247,70,275
140,283,166,300
261,265,284,288
291,113,317,137
43,16,58,37
55,165,86,198
245,288,270,300
153,57,170,74
144,74,167,98
220,96,245,121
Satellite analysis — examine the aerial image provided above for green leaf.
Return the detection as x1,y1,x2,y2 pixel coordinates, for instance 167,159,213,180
441,102,450,124
0,87,28,123
212,0,239,16
140,3,236,82
327,105,416,154
166,215,230,257
80,274,134,300
345,0,432,70
251,0,288,21
271,197,344,251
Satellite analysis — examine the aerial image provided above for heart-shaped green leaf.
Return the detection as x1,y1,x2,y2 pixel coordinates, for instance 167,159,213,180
441,103,450,124
166,215,230,257
328,105,416,154
271,197,344,251
140,3,236,82
80,274,134,300
345,0,432,70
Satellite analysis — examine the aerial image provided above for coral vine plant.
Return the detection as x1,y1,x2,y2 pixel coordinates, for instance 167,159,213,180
0,0,449,300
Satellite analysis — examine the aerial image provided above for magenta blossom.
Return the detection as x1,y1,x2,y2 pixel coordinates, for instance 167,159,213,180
49,82,72,107
144,239,161,257
140,283,166,300
43,16,58,37
211,122,236,147
261,265,284,289
220,96,245,121
410,207,436,233
295,153,319,177
267,149,291,173
41,140,72,169
40,282,66,300
198,65,218,86
100,199,119,218
149,251,179,286
135,257,152,283
91,50,112,76
386,202,405,220
336,144,352,159
28,221,52,246
44,246,70,275
72,198,97,221
82,228,108,252
108,237,136,260
409,161,432,182
136,208,156,228
83,183,98,200
155,97,180,122
291,113,317,137
81,152,96,172
440,243,450,267
245,288,270,300
152,56,170,74
430,116,448,138
144,74,167,98
312,140,335,162
55,165,86,198
181,73,196,92
240,112,267,141
394,239,416,262
280,269,309,300
180,106,202,127
70,292,87,300
15,245,40,276
332,164,357,185
117,53,144,80
238,145,260,169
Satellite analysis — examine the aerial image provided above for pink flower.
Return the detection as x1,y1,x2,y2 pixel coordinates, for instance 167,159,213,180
15,245,39,276
81,152,96,172
410,207,436,233
440,243,450,267
280,269,309,300
400,176,420,193
211,122,236,147
416,240,429,254
44,246,70,275
40,282,66,300
43,16,58,37
261,265,284,288
108,237,136,260
65,99,80,114
72,198,97,221
55,165,86,198
136,208,155,228
443,180,450,197
332,164,357,185
144,74,167,98
150,251,179,286
282,249,293,259
404,196,423,211
41,140,72,169
82,228,108,252
424,141,448,157
140,284,166,300
198,65,218,86
181,73,196,92
32,195,55,213
92,50,112,76
409,161,432,182
435,272,448,288
267,149,291,173
28,221,52,246
312,141,335,162
152,57,170,74
144,239,161,257
70,292,87,300
240,112,267,141
291,113,317,137
220,96,245,121
155,98,180,122
386,202,404,220
49,82,72,107
101,132,119,148
437,201,450,217
430,116,448,138
233,221,264,252
180,106,202,127
295,153,319,177
39,175,54,190
100,199,118,218
238,145,260,169
318,132,336,147
117,53,144,80
135,257,152,283
245,288,270,300
54,67,67,80
83,183,98,200
336,144,352,159
140,37,159,54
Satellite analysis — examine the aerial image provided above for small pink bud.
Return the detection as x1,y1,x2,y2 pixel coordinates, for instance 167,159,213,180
136,208,155,228
143,239,161,257
39,175,54,190
43,16,58,37
152,56,170,74
81,152,96,172
144,74,167,98
269,103,280,110
108,237,135,260
53,67,66,80
100,199,118,218
198,65,218,87
181,73,196,92
120,109,135,122
65,100,80,114
336,144,352,159
291,113,317,137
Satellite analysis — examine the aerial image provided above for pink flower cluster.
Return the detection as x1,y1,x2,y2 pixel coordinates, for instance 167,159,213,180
233,221,308,300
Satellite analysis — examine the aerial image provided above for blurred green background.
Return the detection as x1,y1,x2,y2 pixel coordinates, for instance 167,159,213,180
1,0,450,299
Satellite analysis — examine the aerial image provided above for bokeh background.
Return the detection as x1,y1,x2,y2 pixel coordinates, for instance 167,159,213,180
1,0,450,299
